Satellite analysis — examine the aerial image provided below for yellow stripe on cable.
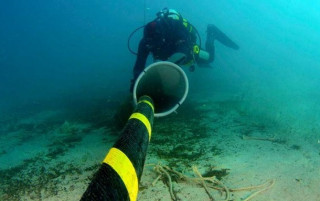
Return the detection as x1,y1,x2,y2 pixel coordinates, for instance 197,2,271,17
103,148,138,201
138,100,154,112
129,113,151,141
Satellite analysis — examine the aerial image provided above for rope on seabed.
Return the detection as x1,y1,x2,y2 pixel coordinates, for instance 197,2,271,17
149,163,275,201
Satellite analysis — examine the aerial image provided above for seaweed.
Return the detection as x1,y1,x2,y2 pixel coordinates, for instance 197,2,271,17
202,168,229,180
59,121,79,135
46,146,67,159
0,150,6,156
147,101,224,169
61,135,82,145
83,163,100,172
0,153,96,200
290,144,301,150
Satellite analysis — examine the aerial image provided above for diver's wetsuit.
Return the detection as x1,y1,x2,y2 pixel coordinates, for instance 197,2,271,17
132,17,215,84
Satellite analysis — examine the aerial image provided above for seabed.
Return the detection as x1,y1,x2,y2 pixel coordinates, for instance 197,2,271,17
0,92,319,201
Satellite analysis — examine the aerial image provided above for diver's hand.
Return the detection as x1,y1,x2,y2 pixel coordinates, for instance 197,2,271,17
130,79,135,93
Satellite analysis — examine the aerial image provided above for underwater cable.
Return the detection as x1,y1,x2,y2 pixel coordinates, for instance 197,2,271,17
81,96,154,201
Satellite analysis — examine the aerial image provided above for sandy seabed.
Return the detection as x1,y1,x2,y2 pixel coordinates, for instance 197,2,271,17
1,93,319,201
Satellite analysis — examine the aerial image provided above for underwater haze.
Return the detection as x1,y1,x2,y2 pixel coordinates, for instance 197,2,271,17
1,0,320,200
1,0,320,126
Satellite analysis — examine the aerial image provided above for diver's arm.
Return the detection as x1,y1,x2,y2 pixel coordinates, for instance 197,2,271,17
131,38,150,92
133,38,149,79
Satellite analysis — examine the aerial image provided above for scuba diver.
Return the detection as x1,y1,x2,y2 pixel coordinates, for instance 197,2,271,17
129,8,239,92
114,8,239,129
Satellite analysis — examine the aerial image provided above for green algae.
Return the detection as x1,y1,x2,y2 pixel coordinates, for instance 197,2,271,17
290,144,301,150
148,101,223,169
0,150,6,156
0,154,99,201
